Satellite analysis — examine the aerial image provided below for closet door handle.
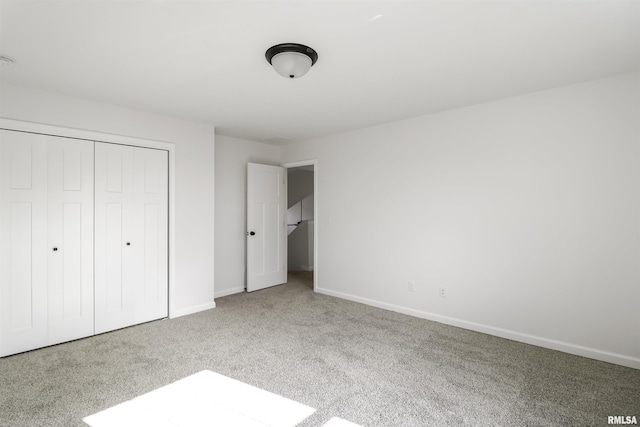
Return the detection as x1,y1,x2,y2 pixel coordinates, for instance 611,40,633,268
52,247,58,252
126,242,131,246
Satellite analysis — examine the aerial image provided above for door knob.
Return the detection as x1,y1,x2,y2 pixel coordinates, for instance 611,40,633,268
52,247,58,252
126,242,131,246
248,231,256,236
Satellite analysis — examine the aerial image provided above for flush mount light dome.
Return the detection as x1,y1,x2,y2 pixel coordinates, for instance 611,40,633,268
0,56,14,67
265,43,318,79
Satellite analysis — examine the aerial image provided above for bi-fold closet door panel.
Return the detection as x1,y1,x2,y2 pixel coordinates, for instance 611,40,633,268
1,130,168,357
0,130,94,357
94,143,168,334
47,137,95,344
0,130,48,356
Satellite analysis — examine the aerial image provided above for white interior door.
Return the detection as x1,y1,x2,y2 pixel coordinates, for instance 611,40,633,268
95,143,168,334
0,130,48,357
47,136,94,344
247,163,286,292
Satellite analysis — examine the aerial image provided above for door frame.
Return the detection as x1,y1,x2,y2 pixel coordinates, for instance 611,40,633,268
282,159,318,292
0,118,177,318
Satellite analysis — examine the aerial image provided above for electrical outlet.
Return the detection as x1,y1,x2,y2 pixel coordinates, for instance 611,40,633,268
408,281,415,292
439,287,446,298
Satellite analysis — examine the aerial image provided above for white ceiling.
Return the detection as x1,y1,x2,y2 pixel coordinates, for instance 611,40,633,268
1,1,638,144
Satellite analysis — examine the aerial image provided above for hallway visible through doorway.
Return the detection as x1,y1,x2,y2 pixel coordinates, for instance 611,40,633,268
287,165,315,276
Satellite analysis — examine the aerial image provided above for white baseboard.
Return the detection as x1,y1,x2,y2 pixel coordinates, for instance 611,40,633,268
171,301,216,319
215,287,246,298
316,287,640,370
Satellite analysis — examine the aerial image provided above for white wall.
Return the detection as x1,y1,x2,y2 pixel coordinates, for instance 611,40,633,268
288,169,314,209
214,135,280,297
288,221,314,271
281,72,640,368
0,82,216,317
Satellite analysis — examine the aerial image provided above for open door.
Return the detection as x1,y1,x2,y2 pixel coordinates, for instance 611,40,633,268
246,163,286,292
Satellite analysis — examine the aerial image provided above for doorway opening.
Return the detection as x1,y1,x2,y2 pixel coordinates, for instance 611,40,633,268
283,160,317,292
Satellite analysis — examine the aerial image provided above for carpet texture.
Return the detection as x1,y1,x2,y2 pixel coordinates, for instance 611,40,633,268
0,271,638,426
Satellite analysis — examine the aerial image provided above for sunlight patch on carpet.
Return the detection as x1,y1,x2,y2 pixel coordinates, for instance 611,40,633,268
83,370,316,427
321,417,363,427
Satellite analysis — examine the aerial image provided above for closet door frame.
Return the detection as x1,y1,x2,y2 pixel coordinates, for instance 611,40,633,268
0,118,177,319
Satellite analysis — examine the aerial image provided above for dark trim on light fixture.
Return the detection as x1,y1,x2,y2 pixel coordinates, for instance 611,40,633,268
265,43,318,66
0,55,15,67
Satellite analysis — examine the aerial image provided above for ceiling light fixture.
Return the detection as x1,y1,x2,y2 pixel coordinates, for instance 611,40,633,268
265,43,318,79
0,56,15,67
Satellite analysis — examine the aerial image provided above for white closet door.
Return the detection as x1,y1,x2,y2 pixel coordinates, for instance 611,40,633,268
0,130,49,357
47,136,94,344
132,147,168,324
95,143,168,334
95,143,135,333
